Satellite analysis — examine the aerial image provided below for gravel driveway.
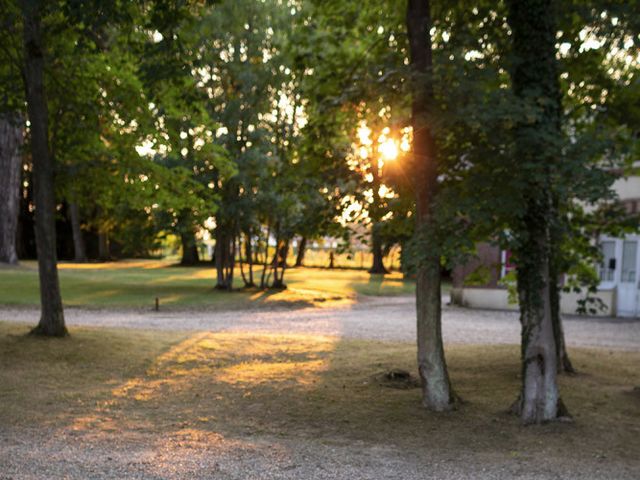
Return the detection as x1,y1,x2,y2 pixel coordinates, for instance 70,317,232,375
2,427,637,480
2,298,639,479
2,295,639,350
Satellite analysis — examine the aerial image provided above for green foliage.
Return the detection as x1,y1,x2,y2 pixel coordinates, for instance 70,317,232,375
1,0,636,283
463,265,493,287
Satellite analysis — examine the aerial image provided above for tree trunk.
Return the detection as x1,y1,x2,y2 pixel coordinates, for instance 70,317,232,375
180,230,199,265
295,236,307,267
22,1,66,336
260,224,271,289
407,0,455,411
511,226,568,422
215,223,234,289
368,224,388,274
507,0,569,422
549,258,576,374
245,234,255,286
0,113,24,265
278,238,289,268
272,238,289,289
98,231,110,261
68,202,87,263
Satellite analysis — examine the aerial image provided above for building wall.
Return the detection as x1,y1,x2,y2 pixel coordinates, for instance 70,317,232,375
450,173,639,317
451,287,616,317
452,243,502,289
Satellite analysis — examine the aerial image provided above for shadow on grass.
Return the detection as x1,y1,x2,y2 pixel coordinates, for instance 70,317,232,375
2,321,638,471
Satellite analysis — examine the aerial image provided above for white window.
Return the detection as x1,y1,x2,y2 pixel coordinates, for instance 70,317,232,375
621,240,637,283
599,241,616,282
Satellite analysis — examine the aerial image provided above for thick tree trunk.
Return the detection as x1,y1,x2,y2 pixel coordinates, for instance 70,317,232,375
295,236,306,267
369,225,388,274
180,230,199,265
512,225,568,423
0,113,24,265
22,1,67,336
407,0,455,411
68,202,87,263
507,0,569,422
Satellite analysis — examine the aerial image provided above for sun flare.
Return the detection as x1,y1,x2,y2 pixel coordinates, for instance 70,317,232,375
378,138,399,161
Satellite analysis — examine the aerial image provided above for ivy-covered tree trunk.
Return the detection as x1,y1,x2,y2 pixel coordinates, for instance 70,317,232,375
22,0,67,336
295,236,306,267
0,113,24,265
406,0,455,411
68,202,87,263
512,215,568,422
180,230,199,265
507,0,569,422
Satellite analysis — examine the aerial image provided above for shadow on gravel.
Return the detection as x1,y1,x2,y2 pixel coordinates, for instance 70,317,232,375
1,322,639,477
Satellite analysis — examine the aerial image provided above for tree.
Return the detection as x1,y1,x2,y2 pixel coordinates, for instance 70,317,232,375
406,0,455,411
0,112,23,264
506,0,569,423
21,0,66,336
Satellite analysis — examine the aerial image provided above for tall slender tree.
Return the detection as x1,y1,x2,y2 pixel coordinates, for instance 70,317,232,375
21,0,66,336
406,0,455,411
0,113,23,264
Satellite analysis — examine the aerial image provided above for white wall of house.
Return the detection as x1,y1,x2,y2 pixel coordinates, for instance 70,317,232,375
450,287,616,317
613,175,640,201
451,172,639,318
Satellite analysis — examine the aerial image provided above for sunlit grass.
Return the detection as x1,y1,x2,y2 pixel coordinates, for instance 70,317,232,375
0,321,638,464
0,260,422,309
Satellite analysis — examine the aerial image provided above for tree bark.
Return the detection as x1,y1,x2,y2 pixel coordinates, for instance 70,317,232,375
68,202,87,263
98,231,110,261
180,230,199,265
260,224,271,289
295,236,307,267
0,113,24,265
507,0,569,422
245,234,255,286
22,0,67,336
511,220,567,423
549,258,576,374
215,223,234,289
406,0,455,411
272,238,289,289
369,225,388,274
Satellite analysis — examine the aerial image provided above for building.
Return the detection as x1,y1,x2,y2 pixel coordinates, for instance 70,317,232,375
451,173,640,318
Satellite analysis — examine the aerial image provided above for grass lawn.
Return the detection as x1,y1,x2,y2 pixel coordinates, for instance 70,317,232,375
0,260,422,309
0,321,638,466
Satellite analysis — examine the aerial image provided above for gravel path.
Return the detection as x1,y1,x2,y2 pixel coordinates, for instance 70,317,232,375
2,298,639,479
2,296,639,350
1,427,638,480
